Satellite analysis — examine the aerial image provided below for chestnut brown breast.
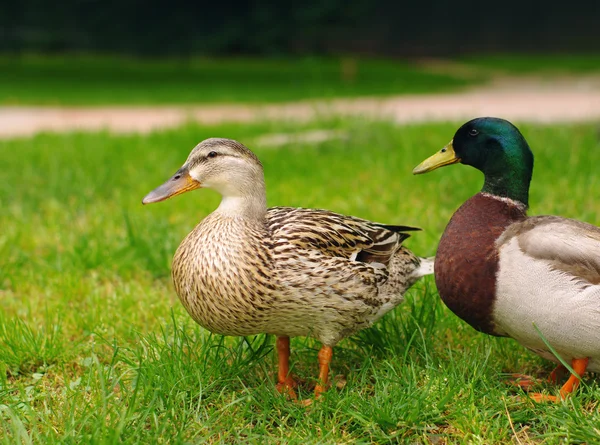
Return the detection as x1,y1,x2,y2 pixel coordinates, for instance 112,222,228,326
434,193,527,335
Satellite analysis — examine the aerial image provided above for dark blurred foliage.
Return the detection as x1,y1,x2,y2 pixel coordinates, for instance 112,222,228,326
1,0,599,56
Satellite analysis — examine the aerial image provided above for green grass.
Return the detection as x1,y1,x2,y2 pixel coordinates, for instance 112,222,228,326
0,55,478,106
1,119,599,443
2,54,599,106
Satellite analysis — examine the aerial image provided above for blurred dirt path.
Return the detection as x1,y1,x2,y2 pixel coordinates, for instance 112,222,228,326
1,77,600,139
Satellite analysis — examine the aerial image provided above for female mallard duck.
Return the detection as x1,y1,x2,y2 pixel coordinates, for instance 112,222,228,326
413,117,600,402
143,138,433,401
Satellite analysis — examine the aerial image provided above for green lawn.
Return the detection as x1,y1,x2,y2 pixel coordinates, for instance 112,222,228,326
1,119,599,443
2,54,598,106
0,55,479,106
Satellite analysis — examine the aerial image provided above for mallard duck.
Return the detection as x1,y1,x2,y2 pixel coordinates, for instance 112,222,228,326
143,138,433,400
413,117,600,402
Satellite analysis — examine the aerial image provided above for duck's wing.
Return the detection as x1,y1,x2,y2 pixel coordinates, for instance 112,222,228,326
501,215,600,285
266,206,420,266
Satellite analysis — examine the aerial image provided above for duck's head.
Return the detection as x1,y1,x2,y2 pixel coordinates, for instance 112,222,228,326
413,117,534,206
142,138,265,205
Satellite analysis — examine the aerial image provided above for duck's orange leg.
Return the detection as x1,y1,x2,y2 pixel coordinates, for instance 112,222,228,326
314,345,333,398
558,358,588,398
299,345,335,406
275,336,297,399
530,358,589,403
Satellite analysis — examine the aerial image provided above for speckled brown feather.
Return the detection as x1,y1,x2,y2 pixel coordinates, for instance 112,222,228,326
172,206,428,347
267,207,419,264
434,193,526,335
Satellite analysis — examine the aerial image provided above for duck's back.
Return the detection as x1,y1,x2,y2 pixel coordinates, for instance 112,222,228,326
266,207,426,345
435,193,527,335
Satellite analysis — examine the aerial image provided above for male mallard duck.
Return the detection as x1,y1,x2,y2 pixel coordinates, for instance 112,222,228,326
143,138,433,401
413,117,600,402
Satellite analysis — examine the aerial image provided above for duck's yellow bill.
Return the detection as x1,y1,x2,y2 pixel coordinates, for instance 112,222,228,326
142,170,200,204
412,141,461,174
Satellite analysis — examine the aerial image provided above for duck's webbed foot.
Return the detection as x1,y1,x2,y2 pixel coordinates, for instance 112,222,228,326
506,373,540,390
530,357,589,403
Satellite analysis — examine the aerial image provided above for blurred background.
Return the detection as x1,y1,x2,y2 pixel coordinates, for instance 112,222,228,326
2,0,599,56
1,1,600,135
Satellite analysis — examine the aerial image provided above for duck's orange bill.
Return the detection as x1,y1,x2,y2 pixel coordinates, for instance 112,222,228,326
142,170,201,204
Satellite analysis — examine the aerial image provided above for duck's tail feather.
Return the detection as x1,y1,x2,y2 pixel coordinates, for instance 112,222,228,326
413,256,435,278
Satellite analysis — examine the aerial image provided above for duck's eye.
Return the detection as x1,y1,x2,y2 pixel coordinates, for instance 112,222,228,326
469,129,479,137
207,151,218,158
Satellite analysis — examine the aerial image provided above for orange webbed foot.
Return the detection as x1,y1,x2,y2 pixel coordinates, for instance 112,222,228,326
506,373,540,390
276,378,298,400
528,392,559,403
525,358,589,403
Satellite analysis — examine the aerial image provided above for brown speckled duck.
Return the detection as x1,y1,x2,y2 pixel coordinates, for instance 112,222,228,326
143,138,433,401
413,117,600,402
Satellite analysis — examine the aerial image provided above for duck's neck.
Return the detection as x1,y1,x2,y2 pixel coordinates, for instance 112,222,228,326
215,193,267,221
210,171,268,221
480,157,532,208
481,176,529,208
